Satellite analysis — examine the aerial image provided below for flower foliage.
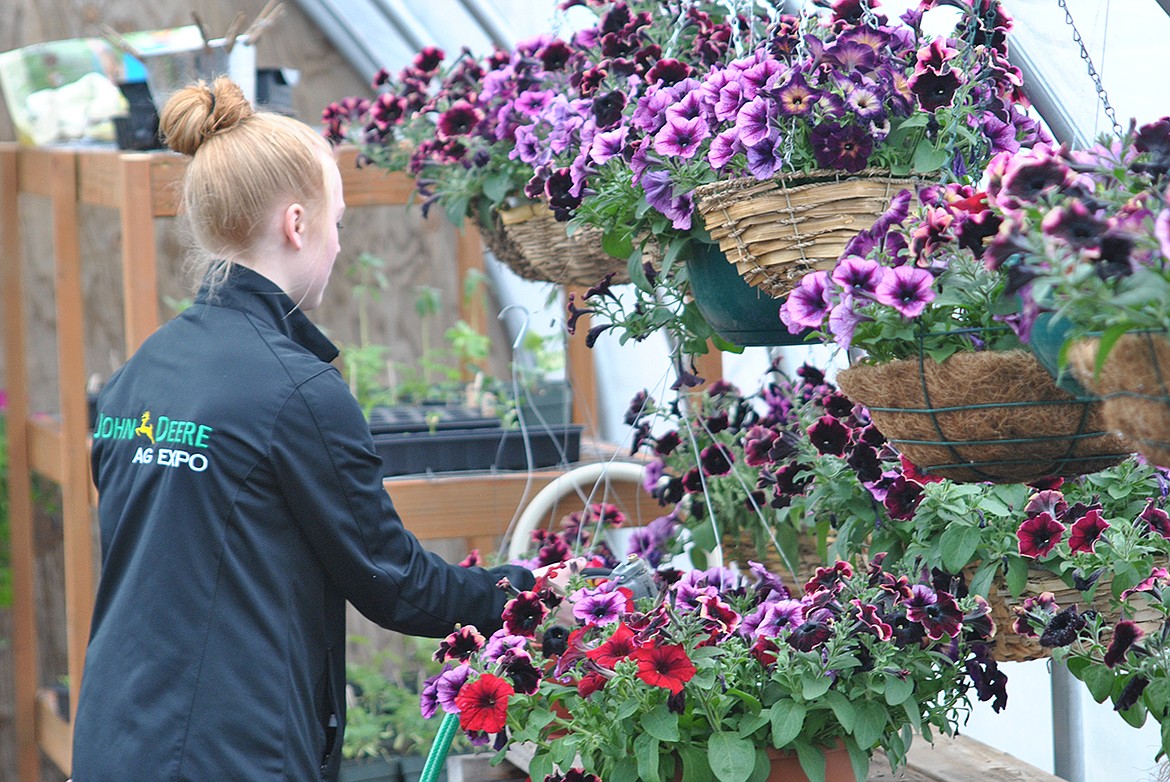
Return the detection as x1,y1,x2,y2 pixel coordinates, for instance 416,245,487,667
977,116,1170,354
425,556,1002,782
780,181,1021,364
631,0,1044,233
1019,573,1170,758
859,458,1170,607
624,362,895,578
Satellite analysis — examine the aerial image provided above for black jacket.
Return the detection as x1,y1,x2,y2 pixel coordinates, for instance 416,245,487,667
72,266,533,781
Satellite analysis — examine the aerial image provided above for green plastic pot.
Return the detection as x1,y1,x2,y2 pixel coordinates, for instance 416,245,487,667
1027,312,1089,397
685,241,813,347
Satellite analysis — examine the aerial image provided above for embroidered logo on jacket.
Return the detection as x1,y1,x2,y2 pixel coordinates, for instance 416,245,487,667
94,410,214,473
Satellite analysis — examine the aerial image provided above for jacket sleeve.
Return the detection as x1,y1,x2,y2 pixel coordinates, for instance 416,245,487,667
269,369,535,637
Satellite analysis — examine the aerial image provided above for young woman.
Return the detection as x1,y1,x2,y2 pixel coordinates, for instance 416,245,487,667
71,77,541,782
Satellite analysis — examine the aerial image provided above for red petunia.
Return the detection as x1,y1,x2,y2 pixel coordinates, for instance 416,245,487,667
1067,509,1109,554
454,673,514,734
1017,511,1065,558
585,623,638,669
631,643,696,695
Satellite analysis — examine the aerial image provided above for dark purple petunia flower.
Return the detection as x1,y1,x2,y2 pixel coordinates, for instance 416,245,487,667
786,619,833,651
1105,620,1145,668
1041,200,1105,249
700,444,735,476
1140,500,1170,539
875,265,935,317
502,591,549,637
904,586,964,640
1024,489,1069,519
1135,117,1170,162
436,100,484,140
537,39,573,71
807,415,850,456
1115,675,1150,713
744,425,779,467
434,626,487,662
1017,512,1065,558
1067,509,1109,554
910,65,964,113
824,39,878,74
746,137,783,179
883,476,924,520
847,443,883,483
1039,605,1086,647
998,155,1073,207
810,122,873,172
647,57,692,86
592,90,628,129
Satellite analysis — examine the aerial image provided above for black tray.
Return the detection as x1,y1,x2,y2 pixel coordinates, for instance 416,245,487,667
367,405,501,436
373,425,583,476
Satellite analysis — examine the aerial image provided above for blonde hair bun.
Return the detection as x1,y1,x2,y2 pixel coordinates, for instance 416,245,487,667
159,76,254,156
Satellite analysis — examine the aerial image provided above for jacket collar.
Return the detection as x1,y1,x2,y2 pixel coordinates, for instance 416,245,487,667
195,264,340,363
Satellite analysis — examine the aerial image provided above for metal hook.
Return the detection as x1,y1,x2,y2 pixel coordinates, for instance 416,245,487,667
498,303,532,352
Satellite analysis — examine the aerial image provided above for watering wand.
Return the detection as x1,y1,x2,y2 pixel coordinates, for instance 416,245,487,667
417,556,658,782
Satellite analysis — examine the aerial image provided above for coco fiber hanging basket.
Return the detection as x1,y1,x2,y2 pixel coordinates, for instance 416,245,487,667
473,210,541,281
693,168,918,299
1069,332,1170,468
496,201,632,286
837,349,1131,484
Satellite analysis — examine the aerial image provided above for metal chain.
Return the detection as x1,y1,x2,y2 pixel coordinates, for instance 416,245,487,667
1057,0,1123,139
858,0,881,28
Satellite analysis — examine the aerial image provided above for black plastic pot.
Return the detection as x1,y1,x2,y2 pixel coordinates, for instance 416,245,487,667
338,757,402,782
685,241,813,347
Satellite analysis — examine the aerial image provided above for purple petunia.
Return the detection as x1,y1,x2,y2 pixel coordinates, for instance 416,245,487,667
809,122,873,172
653,115,709,159
874,265,935,317
780,271,833,330
734,95,775,148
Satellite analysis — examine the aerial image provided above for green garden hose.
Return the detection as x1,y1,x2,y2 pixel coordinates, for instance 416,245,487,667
420,711,461,782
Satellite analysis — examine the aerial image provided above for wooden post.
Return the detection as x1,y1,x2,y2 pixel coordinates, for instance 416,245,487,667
454,218,489,379
50,150,97,731
119,153,162,353
1,145,42,782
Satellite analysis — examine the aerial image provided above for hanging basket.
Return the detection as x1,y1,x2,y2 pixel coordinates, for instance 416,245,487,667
972,566,1161,663
693,168,919,299
1069,332,1170,468
837,350,1131,483
472,210,541,281
685,241,814,347
496,201,631,286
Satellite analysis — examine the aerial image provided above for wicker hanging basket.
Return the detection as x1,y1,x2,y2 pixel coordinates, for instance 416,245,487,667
472,210,542,281
973,567,1161,663
693,168,919,299
837,350,1131,483
1069,332,1170,468
496,201,632,286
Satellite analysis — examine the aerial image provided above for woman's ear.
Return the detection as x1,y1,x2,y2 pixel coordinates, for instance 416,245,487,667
282,203,306,250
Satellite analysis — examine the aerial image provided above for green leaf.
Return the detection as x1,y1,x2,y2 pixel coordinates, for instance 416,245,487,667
1005,556,1029,598
642,703,681,742
884,672,915,706
528,750,554,782
709,732,757,782
793,740,827,782
912,140,951,173
727,688,763,714
1117,697,1149,729
679,746,713,782
851,701,889,751
1143,678,1170,719
482,171,511,204
627,251,653,293
1094,323,1131,378
844,735,871,782
609,756,639,782
823,691,856,732
602,229,634,261
1083,665,1116,704
967,563,997,599
770,700,807,748
634,732,661,782
802,673,832,700
940,523,982,573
